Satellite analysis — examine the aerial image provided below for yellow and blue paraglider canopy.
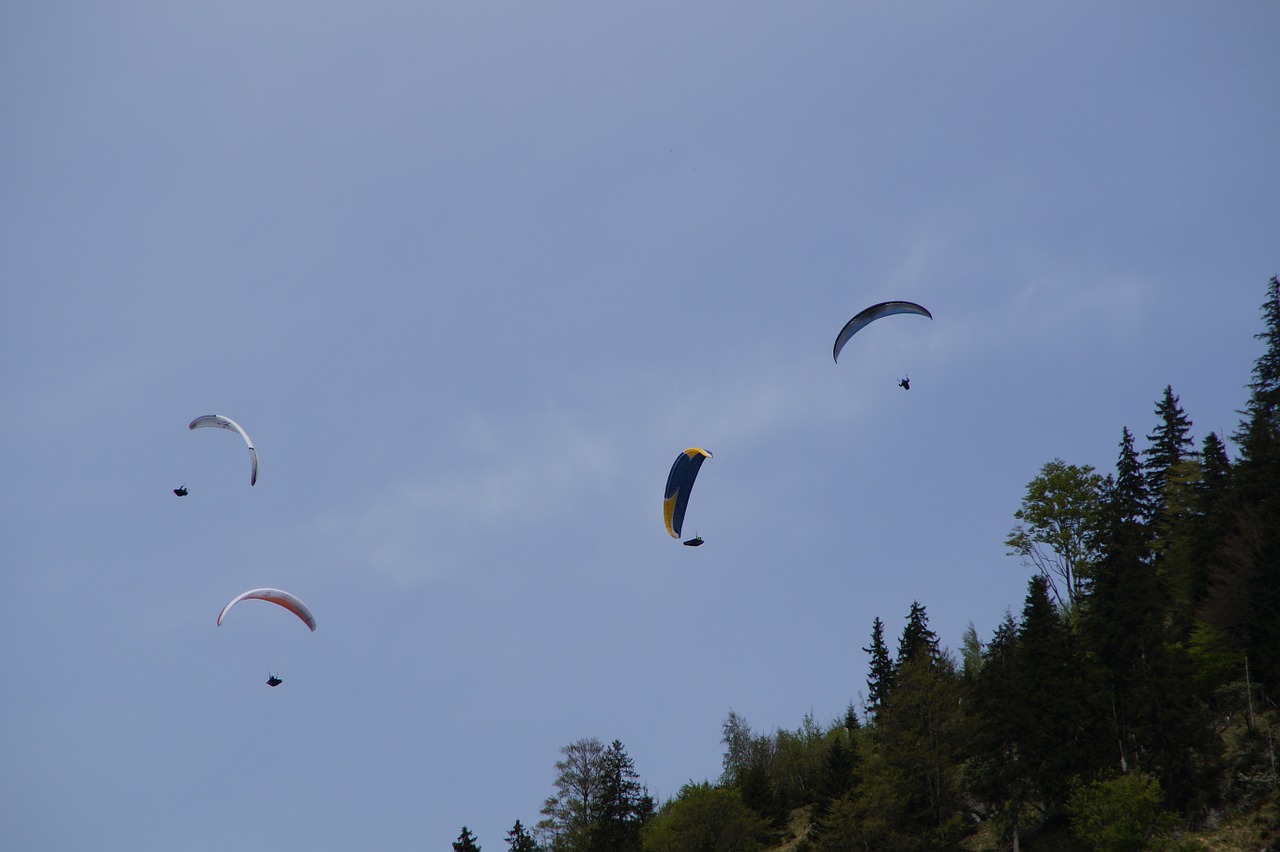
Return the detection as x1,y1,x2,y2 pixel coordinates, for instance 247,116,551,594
663,447,712,540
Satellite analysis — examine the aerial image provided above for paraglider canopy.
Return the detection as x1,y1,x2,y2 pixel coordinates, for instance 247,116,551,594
217,587,317,632
664,448,712,539
189,414,258,486
832,301,932,364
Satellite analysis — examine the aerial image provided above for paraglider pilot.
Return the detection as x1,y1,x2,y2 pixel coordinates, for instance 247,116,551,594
266,674,283,687
173,485,188,497
898,377,910,390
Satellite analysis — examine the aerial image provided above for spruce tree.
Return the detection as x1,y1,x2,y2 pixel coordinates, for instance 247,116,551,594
1233,276,1280,490
963,611,1030,849
862,616,895,714
1086,428,1217,809
896,601,940,666
1144,385,1195,526
1017,575,1109,820
868,626,966,847
595,740,653,852
505,820,537,852
1228,276,1280,691
453,826,481,852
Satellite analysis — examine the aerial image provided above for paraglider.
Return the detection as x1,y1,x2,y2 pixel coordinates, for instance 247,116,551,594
832,300,933,364
217,589,314,687
216,587,317,632
173,485,188,497
664,448,712,541
898,377,911,390
683,535,705,547
189,414,258,486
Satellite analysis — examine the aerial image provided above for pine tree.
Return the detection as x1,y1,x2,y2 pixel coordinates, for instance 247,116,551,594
963,611,1029,849
1222,276,1280,691
1144,385,1195,525
867,630,966,847
594,740,653,852
1085,428,1217,809
453,826,481,852
1233,276,1280,490
1016,575,1109,819
862,616,895,714
505,820,537,852
896,601,940,666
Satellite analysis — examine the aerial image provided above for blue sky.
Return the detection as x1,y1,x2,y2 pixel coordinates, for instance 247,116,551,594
2,2,1277,849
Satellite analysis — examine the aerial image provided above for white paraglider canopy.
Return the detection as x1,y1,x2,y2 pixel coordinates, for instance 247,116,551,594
189,414,258,486
216,587,316,632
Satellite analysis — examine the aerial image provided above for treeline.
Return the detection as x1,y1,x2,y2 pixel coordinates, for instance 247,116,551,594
454,277,1280,850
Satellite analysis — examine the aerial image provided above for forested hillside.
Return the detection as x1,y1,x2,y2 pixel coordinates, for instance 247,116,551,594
455,277,1280,852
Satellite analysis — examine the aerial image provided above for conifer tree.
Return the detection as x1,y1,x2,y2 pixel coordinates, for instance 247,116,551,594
453,826,481,852
866,602,967,846
1227,276,1280,691
1016,575,1109,819
1086,428,1216,809
963,611,1029,849
1144,385,1195,525
862,616,895,714
505,820,537,852
594,740,653,852
896,601,940,666
1233,276,1280,491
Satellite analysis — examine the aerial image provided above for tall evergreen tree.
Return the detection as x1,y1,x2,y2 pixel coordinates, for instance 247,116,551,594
866,628,967,848
896,601,940,666
862,616,895,714
594,740,653,852
453,826,481,852
1233,276,1280,488
504,820,537,852
1222,276,1280,692
1144,385,1196,525
963,611,1030,850
814,725,862,818
1187,438,1243,692
1016,575,1109,822
1086,428,1217,810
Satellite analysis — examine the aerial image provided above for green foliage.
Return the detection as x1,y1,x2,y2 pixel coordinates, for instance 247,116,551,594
538,738,652,852
1066,773,1179,851
523,276,1280,851
861,617,894,714
1006,458,1108,611
896,601,940,666
454,825,482,852
505,820,537,852
596,740,654,852
539,737,607,852
863,621,967,848
641,783,769,852
1144,385,1196,527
